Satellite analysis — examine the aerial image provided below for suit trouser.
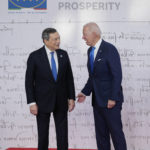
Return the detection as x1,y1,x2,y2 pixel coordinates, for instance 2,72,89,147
36,111,68,150
93,102,127,150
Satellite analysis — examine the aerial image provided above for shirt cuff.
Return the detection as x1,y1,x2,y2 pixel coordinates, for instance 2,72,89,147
29,102,36,106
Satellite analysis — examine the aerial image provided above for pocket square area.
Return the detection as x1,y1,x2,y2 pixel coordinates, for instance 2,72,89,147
97,59,102,61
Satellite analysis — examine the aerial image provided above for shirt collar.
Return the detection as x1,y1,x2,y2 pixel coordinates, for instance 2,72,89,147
45,45,56,55
94,38,102,49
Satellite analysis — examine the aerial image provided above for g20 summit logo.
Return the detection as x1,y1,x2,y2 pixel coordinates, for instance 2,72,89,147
8,0,47,10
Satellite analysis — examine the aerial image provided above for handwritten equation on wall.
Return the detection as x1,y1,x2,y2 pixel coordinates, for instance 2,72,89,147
0,20,150,150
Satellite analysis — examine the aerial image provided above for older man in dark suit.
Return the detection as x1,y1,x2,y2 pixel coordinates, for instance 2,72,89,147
77,22,127,150
25,28,75,150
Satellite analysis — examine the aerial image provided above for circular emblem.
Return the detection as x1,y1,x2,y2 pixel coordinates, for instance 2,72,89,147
9,0,46,8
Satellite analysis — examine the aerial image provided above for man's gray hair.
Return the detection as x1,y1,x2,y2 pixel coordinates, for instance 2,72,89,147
42,28,57,42
84,22,102,36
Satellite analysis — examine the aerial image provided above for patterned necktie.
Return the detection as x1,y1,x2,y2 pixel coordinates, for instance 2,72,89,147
50,52,57,81
89,46,96,73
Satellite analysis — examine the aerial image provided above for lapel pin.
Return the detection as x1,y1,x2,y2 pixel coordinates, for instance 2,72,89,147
98,59,101,61
60,55,63,58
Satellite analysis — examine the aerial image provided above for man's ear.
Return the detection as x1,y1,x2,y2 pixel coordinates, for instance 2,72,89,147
44,39,47,45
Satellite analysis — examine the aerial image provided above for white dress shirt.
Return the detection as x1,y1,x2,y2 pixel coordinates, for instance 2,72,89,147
45,45,58,73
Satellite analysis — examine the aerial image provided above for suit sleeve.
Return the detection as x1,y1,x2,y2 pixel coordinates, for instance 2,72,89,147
107,46,122,101
25,53,36,104
81,77,92,96
66,52,75,100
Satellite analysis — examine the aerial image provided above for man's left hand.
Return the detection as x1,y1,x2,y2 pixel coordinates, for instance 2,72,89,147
68,99,75,112
107,100,116,109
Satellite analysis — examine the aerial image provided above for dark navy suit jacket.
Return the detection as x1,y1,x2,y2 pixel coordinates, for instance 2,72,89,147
82,40,123,107
25,46,75,113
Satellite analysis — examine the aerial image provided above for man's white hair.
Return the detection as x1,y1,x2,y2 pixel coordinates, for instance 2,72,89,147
84,22,102,36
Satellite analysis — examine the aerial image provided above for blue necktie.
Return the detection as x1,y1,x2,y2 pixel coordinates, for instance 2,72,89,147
89,46,96,73
50,52,57,81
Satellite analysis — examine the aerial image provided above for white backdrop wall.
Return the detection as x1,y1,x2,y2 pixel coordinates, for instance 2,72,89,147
0,0,150,150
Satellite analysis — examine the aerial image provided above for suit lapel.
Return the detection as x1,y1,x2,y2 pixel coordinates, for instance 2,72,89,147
88,40,105,73
93,40,105,70
41,46,55,81
56,49,64,81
